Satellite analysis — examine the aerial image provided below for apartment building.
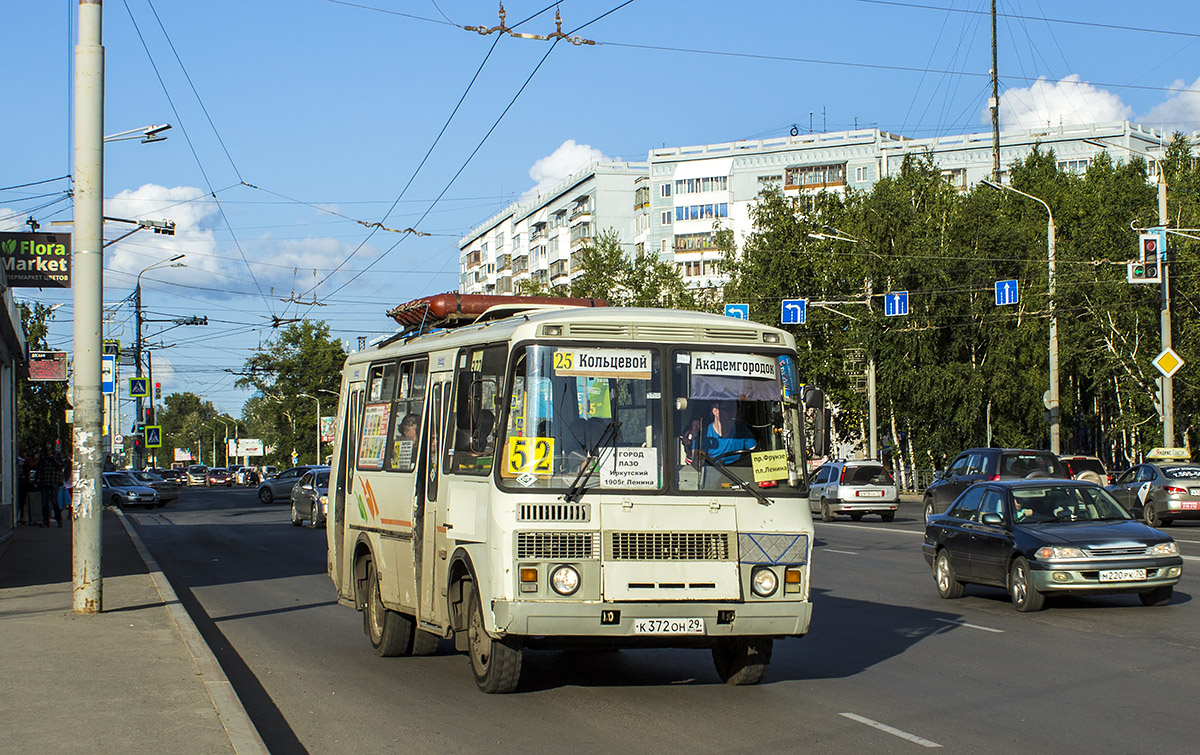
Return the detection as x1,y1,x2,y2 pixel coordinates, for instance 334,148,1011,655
459,161,648,295
460,121,1173,294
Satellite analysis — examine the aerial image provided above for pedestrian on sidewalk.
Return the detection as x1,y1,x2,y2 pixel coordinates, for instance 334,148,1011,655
15,448,33,525
37,440,65,528
58,466,75,524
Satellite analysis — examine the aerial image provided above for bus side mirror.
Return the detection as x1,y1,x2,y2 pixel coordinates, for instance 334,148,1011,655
803,387,830,458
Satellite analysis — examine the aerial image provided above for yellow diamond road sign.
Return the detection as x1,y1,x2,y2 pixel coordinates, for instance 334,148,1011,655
1153,348,1184,378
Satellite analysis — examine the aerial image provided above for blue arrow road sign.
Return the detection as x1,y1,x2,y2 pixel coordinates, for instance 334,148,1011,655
995,279,1019,306
781,298,807,324
724,303,750,320
884,291,909,317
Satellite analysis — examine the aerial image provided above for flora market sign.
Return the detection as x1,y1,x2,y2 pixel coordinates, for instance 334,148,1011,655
0,232,71,288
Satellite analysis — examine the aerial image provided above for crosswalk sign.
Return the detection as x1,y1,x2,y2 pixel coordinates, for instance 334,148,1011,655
129,377,150,397
144,425,162,448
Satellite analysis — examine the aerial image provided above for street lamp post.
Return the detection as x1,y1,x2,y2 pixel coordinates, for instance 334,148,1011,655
133,254,184,469
982,179,1059,454
299,394,320,465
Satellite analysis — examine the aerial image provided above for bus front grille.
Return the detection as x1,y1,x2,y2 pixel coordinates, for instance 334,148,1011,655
518,502,590,523
516,532,600,560
608,532,733,561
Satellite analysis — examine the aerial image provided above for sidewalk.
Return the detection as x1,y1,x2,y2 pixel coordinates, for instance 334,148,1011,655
0,507,264,754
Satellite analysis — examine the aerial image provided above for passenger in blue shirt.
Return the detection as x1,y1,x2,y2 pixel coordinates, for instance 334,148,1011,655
702,401,757,464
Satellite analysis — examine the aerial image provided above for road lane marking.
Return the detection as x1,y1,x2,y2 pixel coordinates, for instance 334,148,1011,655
1181,555,1200,562
822,548,859,555
840,713,942,748
934,617,1004,633
819,522,924,535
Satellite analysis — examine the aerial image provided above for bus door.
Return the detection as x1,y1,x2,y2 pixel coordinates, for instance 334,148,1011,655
331,382,364,595
417,374,452,627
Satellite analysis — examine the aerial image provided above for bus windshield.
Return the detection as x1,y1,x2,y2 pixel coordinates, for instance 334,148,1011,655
499,344,664,492
673,350,806,496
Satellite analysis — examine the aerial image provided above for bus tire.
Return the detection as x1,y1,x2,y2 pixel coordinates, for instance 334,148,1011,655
364,559,413,657
712,637,772,685
466,582,521,693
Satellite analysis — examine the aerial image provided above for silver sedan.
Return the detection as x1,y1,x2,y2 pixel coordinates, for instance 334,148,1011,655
1107,462,1200,527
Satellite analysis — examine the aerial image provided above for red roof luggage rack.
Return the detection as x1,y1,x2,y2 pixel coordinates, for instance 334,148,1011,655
385,292,606,338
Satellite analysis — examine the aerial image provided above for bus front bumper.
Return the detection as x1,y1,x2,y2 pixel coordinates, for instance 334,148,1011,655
491,599,812,639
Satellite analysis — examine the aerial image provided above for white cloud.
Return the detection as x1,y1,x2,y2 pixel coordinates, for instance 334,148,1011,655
523,139,609,199
992,75,1132,130
1144,76,1200,131
103,183,374,300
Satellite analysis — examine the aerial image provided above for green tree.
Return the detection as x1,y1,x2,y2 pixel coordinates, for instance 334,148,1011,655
236,321,345,466
16,302,68,454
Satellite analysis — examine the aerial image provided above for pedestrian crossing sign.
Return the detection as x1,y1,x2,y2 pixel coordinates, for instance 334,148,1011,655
145,425,162,448
129,377,150,397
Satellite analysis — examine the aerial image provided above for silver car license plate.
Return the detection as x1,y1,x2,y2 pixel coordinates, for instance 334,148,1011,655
1099,569,1146,582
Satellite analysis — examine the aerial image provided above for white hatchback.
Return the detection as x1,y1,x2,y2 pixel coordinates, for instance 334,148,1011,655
809,460,899,522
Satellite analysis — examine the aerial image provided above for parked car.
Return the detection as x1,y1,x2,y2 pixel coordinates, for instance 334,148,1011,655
127,470,181,504
206,467,232,487
1059,455,1109,486
923,479,1182,611
101,472,161,509
1107,462,1200,527
186,464,209,486
808,459,898,522
290,467,331,527
923,448,1068,521
257,465,316,504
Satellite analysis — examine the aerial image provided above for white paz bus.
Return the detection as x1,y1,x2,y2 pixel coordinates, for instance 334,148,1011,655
326,294,829,692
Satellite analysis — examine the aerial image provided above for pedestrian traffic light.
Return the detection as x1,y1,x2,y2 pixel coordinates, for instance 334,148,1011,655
1129,233,1163,283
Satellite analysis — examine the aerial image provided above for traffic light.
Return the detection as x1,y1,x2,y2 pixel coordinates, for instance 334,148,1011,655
154,382,161,401
1128,233,1163,283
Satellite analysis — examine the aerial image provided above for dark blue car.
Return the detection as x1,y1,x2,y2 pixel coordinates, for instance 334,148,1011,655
922,480,1182,611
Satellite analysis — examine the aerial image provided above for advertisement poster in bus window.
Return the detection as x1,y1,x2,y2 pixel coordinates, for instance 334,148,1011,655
576,377,612,419
358,403,391,469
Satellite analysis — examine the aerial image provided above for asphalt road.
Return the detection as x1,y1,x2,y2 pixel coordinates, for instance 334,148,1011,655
126,487,1200,754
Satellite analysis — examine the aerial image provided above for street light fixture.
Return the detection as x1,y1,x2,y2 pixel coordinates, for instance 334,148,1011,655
131,254,186,470
299,393,322,465
104,123,172,144
981,178,1059,454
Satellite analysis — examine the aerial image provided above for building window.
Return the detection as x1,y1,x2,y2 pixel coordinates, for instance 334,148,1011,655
634,186,650,210
661,210,673,226
512,233,521,249
674,176,729,195
1057,158,1090,175
941,167,967,188
758,174,783,185
674,203,728,221
466,250,482,268
785,163,847,189
674,232,717,252
855,166,870,183
660,183,672,198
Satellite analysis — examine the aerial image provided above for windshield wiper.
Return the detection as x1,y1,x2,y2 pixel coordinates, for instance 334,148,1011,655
695,449,771,506
563,420,621,503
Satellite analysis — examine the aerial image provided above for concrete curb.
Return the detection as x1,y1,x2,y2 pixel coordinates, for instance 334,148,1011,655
114,508,269,755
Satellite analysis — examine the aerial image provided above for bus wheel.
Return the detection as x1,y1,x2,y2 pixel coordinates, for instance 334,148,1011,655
712,637,772,685
364,559,413,657
465,582,522,693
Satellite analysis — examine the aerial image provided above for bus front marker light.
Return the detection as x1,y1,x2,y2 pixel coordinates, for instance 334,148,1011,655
784,567,802,593
550,565,581,595
520,566,539,593
751,567,778,597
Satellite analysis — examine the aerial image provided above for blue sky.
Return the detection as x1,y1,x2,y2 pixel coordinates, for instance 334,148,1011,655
3,0,1199,417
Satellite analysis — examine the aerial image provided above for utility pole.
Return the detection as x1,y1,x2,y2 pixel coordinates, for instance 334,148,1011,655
73,0,105,614
990,0,1001,182
134,281,144,470
1158,180,1175,445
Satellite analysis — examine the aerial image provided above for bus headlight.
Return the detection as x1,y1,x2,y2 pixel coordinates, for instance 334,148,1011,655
751,567,778,597
550,565,581,595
